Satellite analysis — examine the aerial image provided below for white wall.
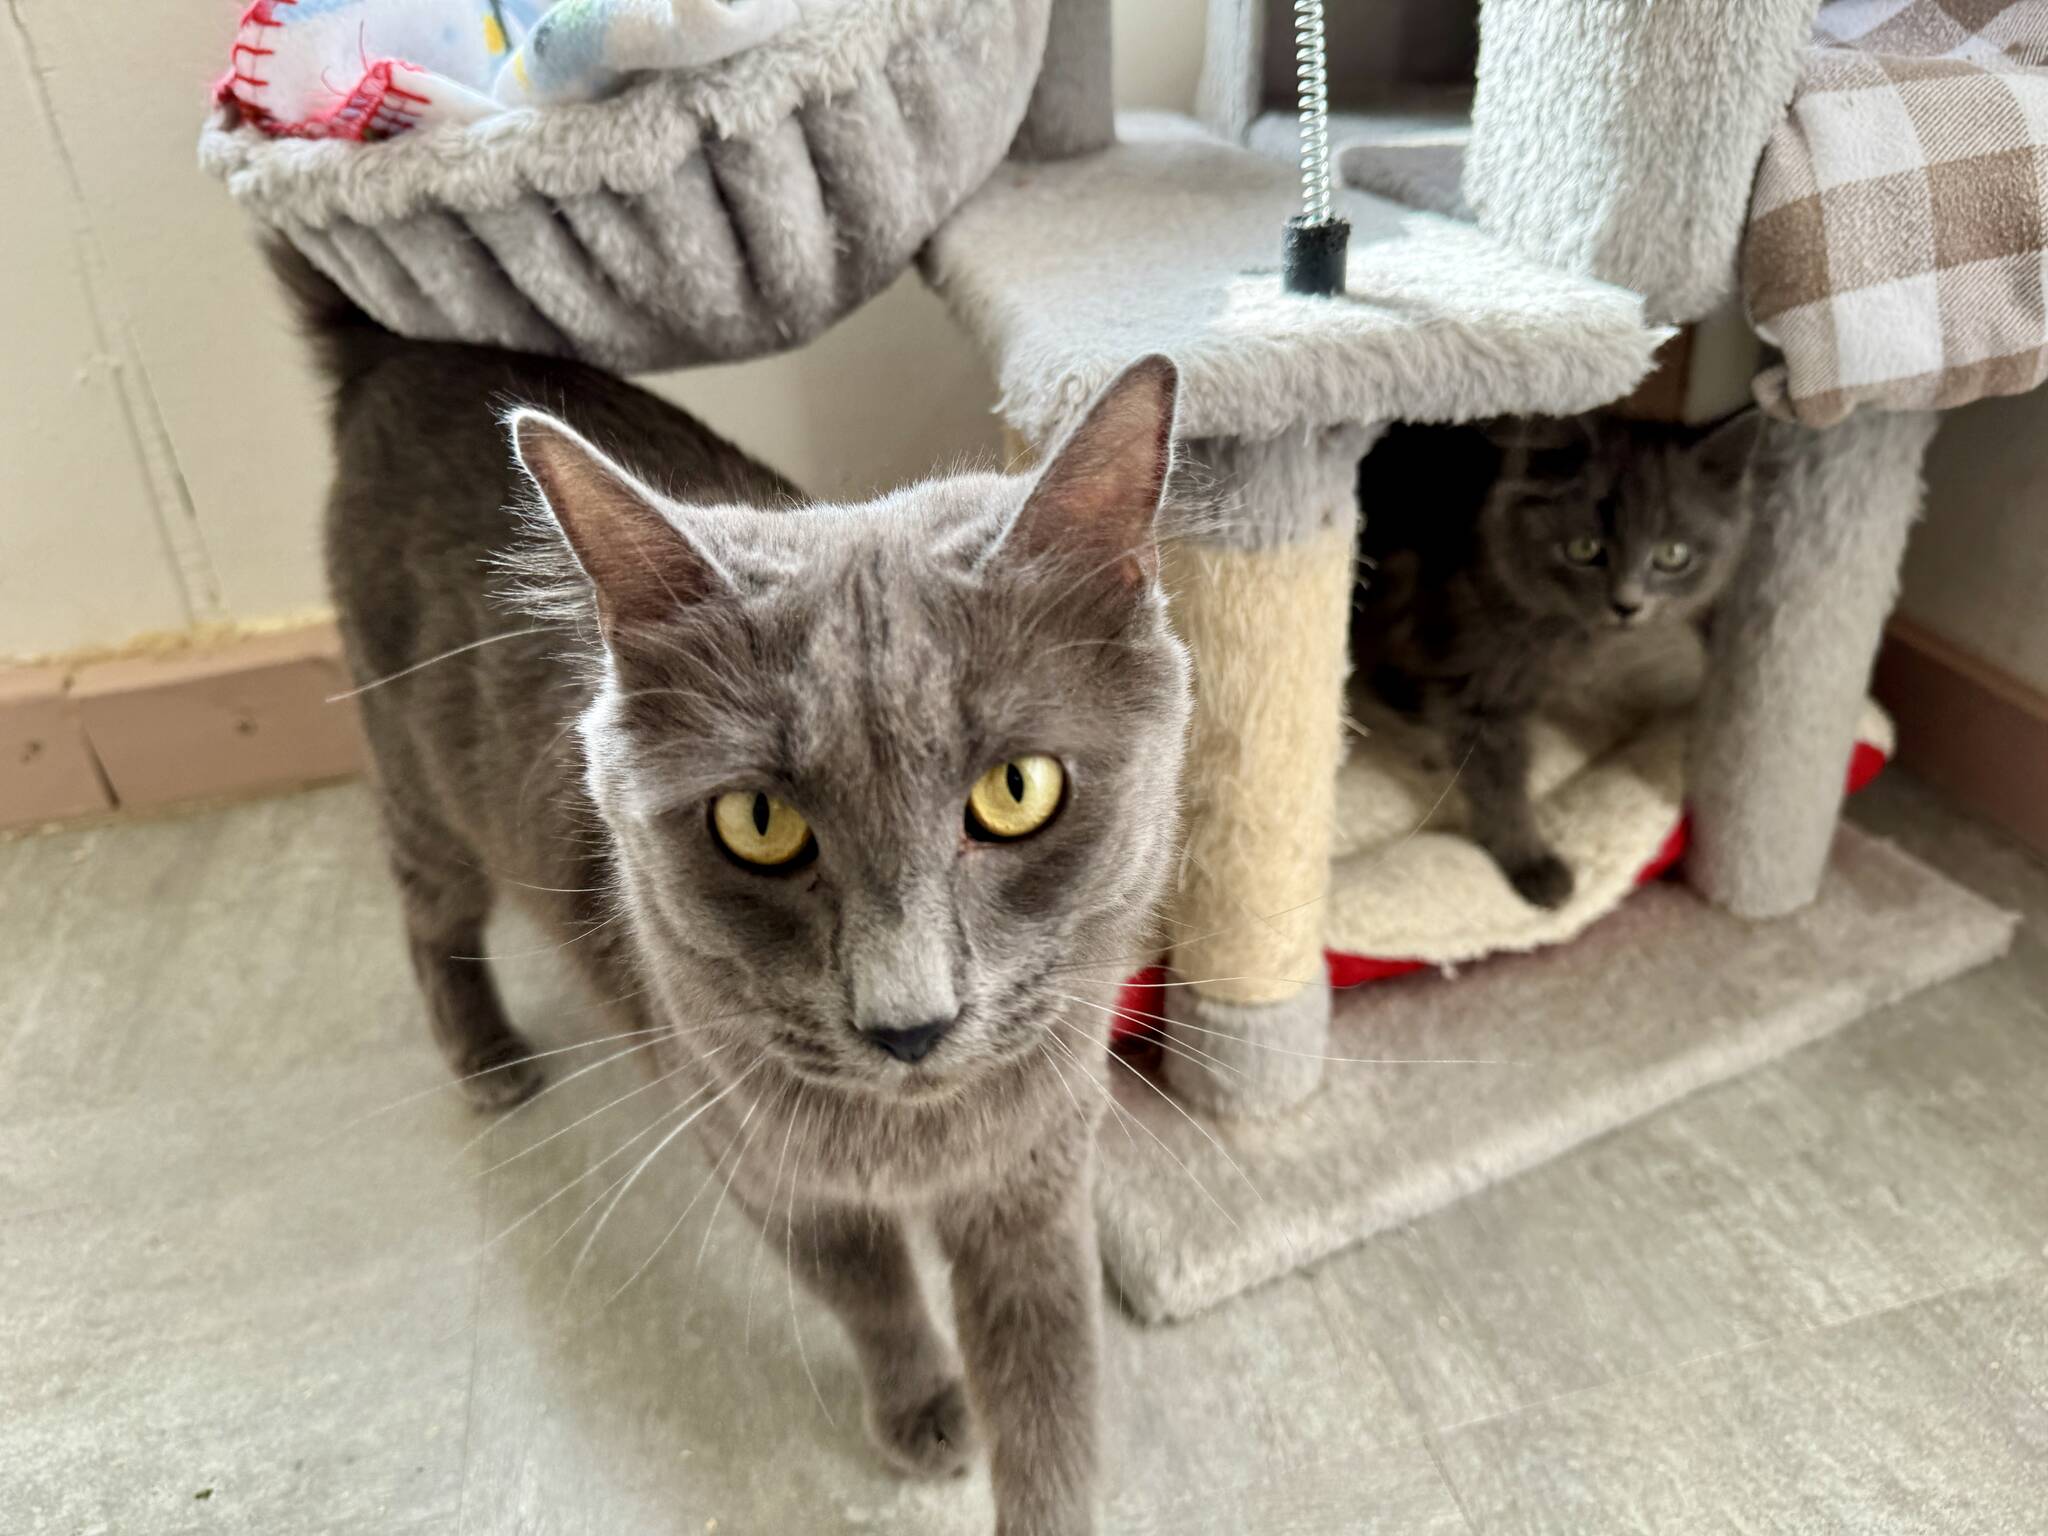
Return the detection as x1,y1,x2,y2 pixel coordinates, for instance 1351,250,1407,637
1,0,1205,661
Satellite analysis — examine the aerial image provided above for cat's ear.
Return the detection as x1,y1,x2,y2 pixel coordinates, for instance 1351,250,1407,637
1480,415,1594,453
509,409,734,637
1693,407,1764,488
997,354,1179,590
1479,415,1595,488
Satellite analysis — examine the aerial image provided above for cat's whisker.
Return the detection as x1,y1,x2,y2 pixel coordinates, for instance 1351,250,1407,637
472,1093,694,1257
746,1085,807,1351
453,907,626,963
1054,989,1516,1067
694,1087,776,1274
784,1100,836,1426
563,1061,764,1299
451,1034,662,1162
1043,1029,1239,1230
326,627,550,701
472,1052,706,1179
1038,636,1143,659
1045,1037,1137,1154
1176,842,1290,948
603,1087,770,1308
1050,991,1248,1083
321,1025,669,1140
1037,1041,1093,1137
516,718,582,815
1046,1014,1265,1211
1129,974,1320,989
493,873,605,896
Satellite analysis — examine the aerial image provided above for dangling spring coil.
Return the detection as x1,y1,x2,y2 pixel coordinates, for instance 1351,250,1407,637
1294,0,1333,226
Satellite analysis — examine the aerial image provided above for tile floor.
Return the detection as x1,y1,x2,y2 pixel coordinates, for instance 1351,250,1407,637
3,773,2043,1534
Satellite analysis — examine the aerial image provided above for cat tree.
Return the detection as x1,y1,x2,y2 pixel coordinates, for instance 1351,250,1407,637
204,0,1937,1121
921,0,1936,1115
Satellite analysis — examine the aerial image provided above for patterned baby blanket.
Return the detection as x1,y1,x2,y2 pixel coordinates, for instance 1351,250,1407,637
219,0,816,141
1745,0,2048,425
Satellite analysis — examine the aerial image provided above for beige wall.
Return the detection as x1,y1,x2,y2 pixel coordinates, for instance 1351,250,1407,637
1899,391,2048,696
1,0,1205,662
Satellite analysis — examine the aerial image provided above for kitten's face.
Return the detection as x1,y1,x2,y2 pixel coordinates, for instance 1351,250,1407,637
514,360,1189,1101
1479,414,1760,630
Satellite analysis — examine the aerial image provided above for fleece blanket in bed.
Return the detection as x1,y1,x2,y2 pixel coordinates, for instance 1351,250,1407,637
1110,627,1892,1041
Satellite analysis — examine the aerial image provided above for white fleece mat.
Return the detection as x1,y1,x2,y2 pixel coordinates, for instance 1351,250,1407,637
1097,825,2016,1321
1324,627,1892,969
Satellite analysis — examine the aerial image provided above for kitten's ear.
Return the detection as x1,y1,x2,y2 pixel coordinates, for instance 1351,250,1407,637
1480,415,1593,453
997,354,1179,590
1694,407,1764,488
1480,415,1595,486
509,409,734,637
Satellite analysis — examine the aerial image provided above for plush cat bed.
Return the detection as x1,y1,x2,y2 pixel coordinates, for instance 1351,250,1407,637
1114,630,1891,1039
199,0,1049,371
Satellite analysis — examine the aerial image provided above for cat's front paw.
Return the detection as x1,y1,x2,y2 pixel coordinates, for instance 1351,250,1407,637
1506,853,1575,910
869,1378,978,1480
456,1038,545,1112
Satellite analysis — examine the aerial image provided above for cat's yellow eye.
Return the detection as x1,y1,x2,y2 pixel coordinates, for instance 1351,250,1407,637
711,791,814,869
967,755,1065,841
1653,540,1693,572
1562,536,1604,566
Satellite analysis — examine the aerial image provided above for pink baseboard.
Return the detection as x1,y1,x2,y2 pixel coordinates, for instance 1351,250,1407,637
1872,616,2048,859
0,667,115,826
0,624,365,833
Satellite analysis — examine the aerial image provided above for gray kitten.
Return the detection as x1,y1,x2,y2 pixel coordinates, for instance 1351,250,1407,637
1353,412,1760,907
276,247,1190,1536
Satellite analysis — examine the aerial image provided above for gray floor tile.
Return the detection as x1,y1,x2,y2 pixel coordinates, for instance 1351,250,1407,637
1316,946,2048,1430
1430,1262,2048,1535
1,1103,476,1535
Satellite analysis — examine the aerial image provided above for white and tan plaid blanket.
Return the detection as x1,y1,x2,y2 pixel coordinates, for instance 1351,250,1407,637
1745,0,2048,425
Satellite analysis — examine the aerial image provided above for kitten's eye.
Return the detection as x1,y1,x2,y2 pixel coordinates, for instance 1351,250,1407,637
710,791,815,869
1561,536,1605,566
1653,541,1694,572
966,755,1065,841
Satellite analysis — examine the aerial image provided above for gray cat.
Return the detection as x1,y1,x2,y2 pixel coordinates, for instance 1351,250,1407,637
1353,412,1760,908
276,247,1190,1536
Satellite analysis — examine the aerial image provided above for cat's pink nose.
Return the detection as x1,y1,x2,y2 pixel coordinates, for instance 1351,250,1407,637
1610,598,1642,620
863,1018,952,1064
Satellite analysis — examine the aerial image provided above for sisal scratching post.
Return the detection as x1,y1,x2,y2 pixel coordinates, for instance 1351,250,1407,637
1157,427,1373,1113
1687,409,1939,918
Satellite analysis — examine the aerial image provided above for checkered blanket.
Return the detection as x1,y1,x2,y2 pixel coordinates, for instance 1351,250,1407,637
1744,0,2048,425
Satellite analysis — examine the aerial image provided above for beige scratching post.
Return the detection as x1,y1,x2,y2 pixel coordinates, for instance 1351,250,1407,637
1158,429,1372,1112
